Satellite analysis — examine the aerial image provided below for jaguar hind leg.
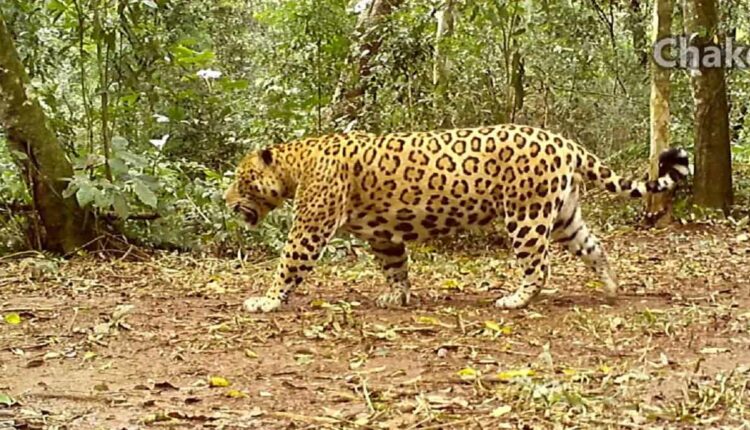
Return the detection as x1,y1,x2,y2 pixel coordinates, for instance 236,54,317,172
369,240,411,308
552,186,618,302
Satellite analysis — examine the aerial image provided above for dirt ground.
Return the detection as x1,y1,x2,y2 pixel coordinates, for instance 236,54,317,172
1,224,749,429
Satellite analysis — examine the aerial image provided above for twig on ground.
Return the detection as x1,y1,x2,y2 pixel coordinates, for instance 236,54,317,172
67,307,79,333
361,377,375,414
410,417,478,430
268,411,339,424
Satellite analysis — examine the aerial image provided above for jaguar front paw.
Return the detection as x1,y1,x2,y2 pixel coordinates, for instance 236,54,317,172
244,296,282,313
494,293,532,310
375,290,410,308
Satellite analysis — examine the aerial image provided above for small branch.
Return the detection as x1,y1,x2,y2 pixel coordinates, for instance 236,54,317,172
103,212,160,221
1,204,159,222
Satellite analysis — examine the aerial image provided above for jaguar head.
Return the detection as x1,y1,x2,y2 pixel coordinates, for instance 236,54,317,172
224,148,284,228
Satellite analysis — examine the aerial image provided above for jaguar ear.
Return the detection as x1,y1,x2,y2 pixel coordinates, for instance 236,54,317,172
260,149,273,165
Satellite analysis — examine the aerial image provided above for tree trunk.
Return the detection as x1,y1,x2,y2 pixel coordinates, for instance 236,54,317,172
645,0,674,226
0,15,97,253
506,49,524,123
684,0,733,212
328,0,404,129
432,0,455,127
432,0,454,89
628,0,649,66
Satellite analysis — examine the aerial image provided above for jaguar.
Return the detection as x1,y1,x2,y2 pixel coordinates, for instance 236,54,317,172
224,124,689,312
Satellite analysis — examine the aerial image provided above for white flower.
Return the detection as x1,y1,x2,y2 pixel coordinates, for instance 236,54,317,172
149,134,170,150
197,69,222,80
352,0,372,14
153,114,170,123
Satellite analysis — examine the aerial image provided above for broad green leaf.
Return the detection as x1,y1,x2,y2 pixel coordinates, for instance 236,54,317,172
133,181,157,208
62,182,78,199
112,136,128,150
141,0,158,9
117,150,148,168
94,189,114,210
3,313,21,325
76,184,97,207
46,0,67,12
113,194,130,220
109,158,128,176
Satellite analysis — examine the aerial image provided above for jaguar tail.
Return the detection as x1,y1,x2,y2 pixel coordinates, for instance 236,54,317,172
575,147,690,198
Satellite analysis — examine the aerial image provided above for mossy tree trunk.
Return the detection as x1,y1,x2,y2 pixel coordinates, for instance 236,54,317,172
0,14,97,253
684,0,733,212
328,0,404,129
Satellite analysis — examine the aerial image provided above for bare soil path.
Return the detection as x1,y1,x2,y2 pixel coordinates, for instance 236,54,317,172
1,225,749,429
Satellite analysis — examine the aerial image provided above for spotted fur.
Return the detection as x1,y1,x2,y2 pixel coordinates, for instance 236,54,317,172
224,125,689,312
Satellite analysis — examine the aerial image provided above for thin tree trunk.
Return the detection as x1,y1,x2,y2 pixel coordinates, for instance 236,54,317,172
628,0,649,66
432,0,454,88
646,0,674,226
432,0,455,127
0,15,97,253
684,0,733,212
328,0,403,129
506,49,524,123
500,11,524,124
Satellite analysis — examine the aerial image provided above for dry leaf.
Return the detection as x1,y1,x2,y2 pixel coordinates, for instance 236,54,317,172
490,405,512,417
209,376,231,387
3,313,21,325
457,367,478,380
416,316,441,325
497,368,535,381
226,389,247,398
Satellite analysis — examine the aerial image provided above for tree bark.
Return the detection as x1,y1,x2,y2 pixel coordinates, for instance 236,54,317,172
645,0,674,226
684,0,733,212
432,0,454,89
0,14,97,253
328,0,404,129
432,0,455,127
627,0,649,66
506,49,524,123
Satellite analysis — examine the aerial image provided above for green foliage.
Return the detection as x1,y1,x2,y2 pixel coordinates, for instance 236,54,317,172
1,0,749,254
0,137,32,252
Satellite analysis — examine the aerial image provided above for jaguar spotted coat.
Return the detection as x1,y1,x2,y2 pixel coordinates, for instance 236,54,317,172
224,124,689,312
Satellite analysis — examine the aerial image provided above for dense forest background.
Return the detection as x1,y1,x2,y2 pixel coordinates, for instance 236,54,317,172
1,0,749,255
3,3,750,427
